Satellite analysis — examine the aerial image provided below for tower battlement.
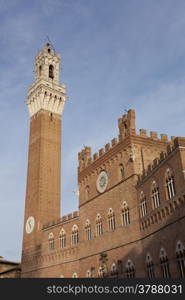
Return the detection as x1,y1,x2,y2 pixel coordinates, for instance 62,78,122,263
26,43,66,117
78,109,171,173
118,109,136,139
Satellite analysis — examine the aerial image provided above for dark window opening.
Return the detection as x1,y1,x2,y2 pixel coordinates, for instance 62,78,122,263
39,65,42,76
49,65,54,79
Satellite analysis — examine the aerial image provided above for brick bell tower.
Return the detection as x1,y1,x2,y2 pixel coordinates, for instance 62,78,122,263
21,44,66,272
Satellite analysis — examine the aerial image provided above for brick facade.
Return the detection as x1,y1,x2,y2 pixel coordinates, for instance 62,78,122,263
21,45,185,278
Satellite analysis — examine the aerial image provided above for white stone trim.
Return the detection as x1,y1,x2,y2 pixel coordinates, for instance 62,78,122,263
26,85,66,117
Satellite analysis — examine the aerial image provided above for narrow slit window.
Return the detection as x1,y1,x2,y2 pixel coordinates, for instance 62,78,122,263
49,65,54,79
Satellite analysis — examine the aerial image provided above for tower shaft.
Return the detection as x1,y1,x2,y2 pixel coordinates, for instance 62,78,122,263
25,110,61,227
21,44,66,269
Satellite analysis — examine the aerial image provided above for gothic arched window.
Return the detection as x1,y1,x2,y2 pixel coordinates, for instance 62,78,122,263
111,263,118,276
108,208,115,231
71,225,79,246
72,272,78,278
146,253,155,278
126,259,135,278
139,191,147,217
160,248,171,278
119,164,125,180
49,64,54,79
98,266,104,278
151,181,160,209
165,168,175,199
121,201,130,226
96,214,103,236
85,219,92,240
59,228,66,249
48,232,54,250
86,270,92,278
176,241,185,278
85,185,90,200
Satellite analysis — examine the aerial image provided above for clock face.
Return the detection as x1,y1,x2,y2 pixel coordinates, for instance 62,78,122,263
25,216,35,234
96,171,108,193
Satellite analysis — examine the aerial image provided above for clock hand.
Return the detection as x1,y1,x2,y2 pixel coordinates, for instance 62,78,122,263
29,220,32,228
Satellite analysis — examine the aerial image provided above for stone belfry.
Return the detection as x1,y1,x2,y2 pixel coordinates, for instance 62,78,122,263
21,44,66,267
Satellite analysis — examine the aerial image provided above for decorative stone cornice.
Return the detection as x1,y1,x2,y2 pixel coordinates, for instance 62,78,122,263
26,81,66,117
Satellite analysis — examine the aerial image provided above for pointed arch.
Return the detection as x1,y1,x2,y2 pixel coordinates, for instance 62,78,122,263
107,208,115,231
121,201,130,225
139,191,147,217
119,163,125,180
176,241,185,278
59,228,66,249
49,64,54,79
151,181,160,209
86,270,91,278
165,168,175,199
111,263,118,276
96,214,103,236
71,224,79,246
98,266,104,278
48,232,54,250
160,248,171,278
126,259,135,278
146,253,155,278
85,219,91,241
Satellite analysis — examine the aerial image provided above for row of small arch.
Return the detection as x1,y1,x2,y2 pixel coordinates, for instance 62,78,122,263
48,205,129,240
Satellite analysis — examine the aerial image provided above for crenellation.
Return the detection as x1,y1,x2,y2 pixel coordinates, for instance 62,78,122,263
139,129,147,137
72,211,79,218
111,138,118,147
153,157,159,167
167,144,173,154
43,211,80,230
150,131,158,140
137,141,178,184
99,148,104,157
118,109,136,140
87,157,92,165
67,213,73,220
78,146,92,170
174,137,185,148
78,110,171,175
93,153,98,161
159,151,166,161
160,134,168,142
61,215,67,222
105,143,111,152
171,136,176,142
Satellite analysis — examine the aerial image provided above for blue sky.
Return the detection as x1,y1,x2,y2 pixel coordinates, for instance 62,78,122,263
1,0,185,262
